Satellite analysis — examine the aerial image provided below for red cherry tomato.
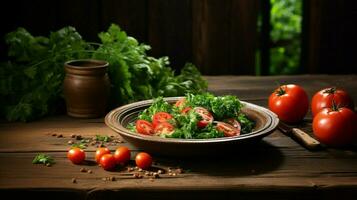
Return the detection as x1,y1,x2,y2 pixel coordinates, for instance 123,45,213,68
152,112,173,128
67,147,86,164
154,122,175,135
181,107,192,114
311,87,354,117
136,120,154,135
313,107,357,147
216,121,240,137
268,84,309,123
95,147,111,163
99,154,117,171
114,146,131,165
135,152,152,170
194,107,214,128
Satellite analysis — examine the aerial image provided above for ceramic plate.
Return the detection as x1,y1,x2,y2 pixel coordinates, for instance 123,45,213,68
105,97,279,156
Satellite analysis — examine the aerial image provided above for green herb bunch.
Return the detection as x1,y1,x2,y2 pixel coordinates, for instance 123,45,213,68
0,24,207,121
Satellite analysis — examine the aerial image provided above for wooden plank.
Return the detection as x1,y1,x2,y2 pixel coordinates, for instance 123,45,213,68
99,0,148,43
148,0,192,70
302,0,357,74
192,0,259,75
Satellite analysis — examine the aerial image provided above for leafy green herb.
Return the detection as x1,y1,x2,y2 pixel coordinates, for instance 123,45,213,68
0,24,207,122
32,153,55,166
237,113,255,134
95,135,112,142
186,93,242,120
71,142,87,149
138,97,172,122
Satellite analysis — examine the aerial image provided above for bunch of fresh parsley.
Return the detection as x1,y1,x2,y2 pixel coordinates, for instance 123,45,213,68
0,24,207,121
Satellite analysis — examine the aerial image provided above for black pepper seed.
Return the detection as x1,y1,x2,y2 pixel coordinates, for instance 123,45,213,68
57,134,63,138
153,173,159,178
52,133,57,137
72,178,77,183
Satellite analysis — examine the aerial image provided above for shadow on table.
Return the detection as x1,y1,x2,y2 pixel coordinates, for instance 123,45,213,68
157,140,284,177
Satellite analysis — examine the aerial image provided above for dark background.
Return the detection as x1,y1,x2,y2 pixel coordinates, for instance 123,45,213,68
1,0,356,75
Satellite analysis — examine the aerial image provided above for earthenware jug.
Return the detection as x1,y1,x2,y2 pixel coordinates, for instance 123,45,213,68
63,59,110,118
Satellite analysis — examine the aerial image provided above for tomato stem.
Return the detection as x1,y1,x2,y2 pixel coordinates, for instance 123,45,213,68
331,99,339,111
323,87,336,94
276,86,286,96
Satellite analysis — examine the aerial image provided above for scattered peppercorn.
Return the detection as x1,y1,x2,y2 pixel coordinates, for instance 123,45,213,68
57,134,63,138
72,178,77,183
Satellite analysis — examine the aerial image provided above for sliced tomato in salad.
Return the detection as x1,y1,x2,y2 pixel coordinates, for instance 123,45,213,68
154,122,175,135
181,107,192,114
152,112,173,128
174,98,186,107
225,118,241,130
136,120,154,135
194,107,214,128
216,121,240,137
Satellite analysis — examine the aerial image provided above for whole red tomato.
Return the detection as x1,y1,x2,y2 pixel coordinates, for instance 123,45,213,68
135,152,152,170
269,84,309,123
67,147,86,164
311,87,354,117
99,154,117,171
114,146,131,165
95,147,111,163
313,107,357,147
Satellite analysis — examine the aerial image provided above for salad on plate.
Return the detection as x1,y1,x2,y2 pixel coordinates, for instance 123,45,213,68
128,93,255,139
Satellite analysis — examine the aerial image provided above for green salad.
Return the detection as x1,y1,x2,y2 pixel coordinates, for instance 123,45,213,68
128,93,255,139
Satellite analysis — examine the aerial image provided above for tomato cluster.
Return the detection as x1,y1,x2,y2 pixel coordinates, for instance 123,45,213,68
269,85,356,147
67,146,152,171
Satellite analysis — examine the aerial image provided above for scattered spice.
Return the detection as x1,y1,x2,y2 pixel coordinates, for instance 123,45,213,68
51,133,57,137
72,178,77,183
87,170,93,174
70,134,76,138
109,176,116,181
97,143,105,148
153,172,160,178
68,140,74,145
133,173,143,179
75,135,83,140
57,134,63,138
80,168,86,172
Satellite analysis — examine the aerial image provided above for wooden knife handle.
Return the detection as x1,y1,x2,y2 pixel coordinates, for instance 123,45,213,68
291,128,321,150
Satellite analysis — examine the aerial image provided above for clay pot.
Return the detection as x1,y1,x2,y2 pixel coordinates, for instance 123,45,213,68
63,59,110,118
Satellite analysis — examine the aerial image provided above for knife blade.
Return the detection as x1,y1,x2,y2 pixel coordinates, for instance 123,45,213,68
278,122,321,150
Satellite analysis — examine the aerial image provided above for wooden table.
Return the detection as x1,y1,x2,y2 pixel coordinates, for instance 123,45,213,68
1,75,357,199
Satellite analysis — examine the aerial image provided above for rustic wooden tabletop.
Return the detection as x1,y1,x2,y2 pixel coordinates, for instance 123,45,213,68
0,75,356,200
